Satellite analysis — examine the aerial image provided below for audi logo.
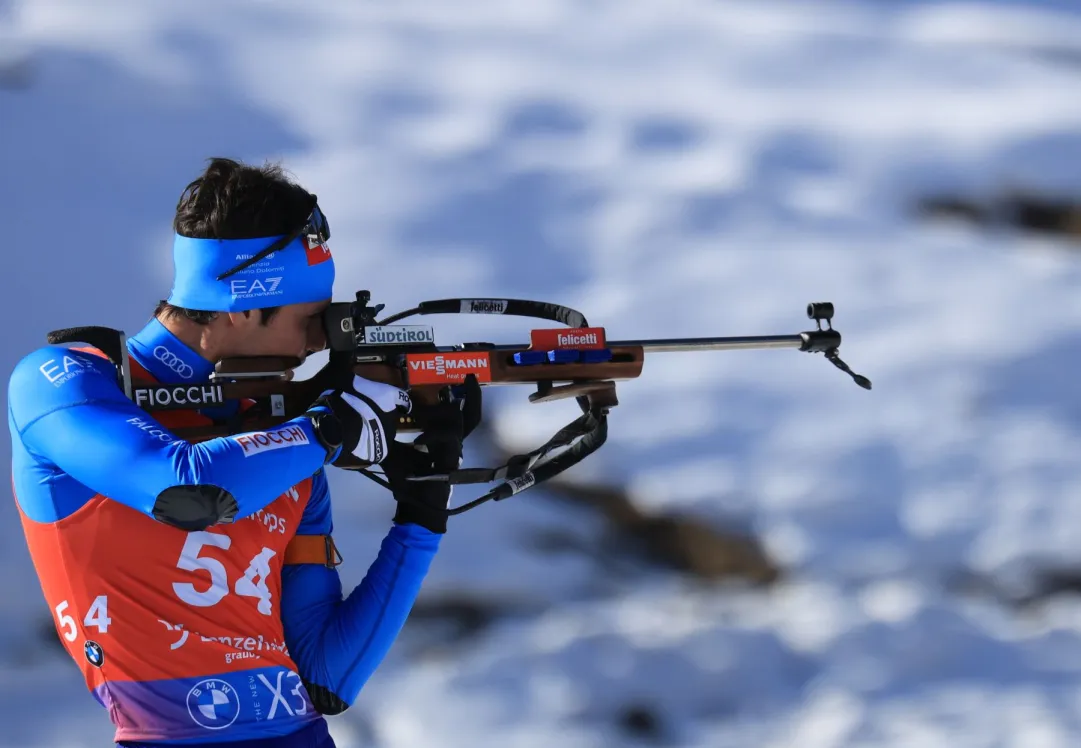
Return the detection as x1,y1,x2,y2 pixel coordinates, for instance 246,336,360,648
154,346,194,379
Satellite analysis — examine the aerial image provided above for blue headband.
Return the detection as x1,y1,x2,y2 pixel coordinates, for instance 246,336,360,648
167,234,335,312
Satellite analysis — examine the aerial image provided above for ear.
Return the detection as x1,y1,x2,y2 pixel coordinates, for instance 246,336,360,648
224,310,257,329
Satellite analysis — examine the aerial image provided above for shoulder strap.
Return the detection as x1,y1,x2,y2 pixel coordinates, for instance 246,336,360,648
47,326,132,399
283,534,343,568
47,325,126,366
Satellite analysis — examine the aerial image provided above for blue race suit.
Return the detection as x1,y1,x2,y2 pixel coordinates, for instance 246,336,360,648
7,317,440,746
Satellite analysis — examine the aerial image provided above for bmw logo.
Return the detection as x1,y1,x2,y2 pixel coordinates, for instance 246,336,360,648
84,641,104,668
186,678,241,730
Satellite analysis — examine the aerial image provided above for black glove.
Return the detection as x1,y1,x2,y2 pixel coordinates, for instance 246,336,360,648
306,375,412,467
384,375,482,534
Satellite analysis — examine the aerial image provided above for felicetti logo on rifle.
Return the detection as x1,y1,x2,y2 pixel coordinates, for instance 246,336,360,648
461,299,508,314
529,327,607,350
406,352,492,384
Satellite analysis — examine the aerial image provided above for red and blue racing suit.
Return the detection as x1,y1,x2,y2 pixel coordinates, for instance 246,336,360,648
7,318,440,747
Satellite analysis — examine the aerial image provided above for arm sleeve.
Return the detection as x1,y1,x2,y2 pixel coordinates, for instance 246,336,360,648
280,470,440,711
8,346,329,521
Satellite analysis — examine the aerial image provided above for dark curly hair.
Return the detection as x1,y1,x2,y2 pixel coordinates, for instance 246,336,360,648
155,157,314,326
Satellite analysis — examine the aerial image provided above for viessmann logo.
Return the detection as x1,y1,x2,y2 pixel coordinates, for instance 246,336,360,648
406,352,492,384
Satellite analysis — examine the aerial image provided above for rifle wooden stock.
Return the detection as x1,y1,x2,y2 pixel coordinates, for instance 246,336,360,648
168,345,646,442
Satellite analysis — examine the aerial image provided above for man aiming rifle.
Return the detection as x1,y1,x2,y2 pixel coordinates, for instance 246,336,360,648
7,157,476,747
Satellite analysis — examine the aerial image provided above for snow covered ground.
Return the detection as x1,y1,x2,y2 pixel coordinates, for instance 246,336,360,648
5,0,1081,745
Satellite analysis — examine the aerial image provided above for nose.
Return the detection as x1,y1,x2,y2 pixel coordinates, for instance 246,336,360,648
307,317,327,353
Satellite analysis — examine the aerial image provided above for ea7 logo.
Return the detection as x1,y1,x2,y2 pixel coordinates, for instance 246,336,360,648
229,277,283,297
39,355,86,387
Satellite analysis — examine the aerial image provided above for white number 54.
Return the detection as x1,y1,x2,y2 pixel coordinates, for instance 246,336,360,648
172,531,276,615
54,595,112,642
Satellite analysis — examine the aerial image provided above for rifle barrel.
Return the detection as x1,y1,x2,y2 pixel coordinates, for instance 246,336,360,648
427,333,814,356
609,334,804,352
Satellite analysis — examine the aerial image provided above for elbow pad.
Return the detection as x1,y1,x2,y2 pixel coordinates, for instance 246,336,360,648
153,484,238,531
303,680,349,715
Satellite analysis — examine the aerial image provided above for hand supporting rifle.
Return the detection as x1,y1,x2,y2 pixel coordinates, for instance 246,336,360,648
383,375,483,534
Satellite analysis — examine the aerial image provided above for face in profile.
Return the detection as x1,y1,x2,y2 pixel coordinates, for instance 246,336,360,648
229,299,330,361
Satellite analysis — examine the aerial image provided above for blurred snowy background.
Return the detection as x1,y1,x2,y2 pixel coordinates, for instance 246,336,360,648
5,0,1081,745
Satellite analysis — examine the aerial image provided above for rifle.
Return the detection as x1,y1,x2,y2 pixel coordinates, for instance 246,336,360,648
49,292,870,514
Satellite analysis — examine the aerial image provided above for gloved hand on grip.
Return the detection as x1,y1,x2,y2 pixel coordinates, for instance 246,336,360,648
305,375,412,468
384,375,482,534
